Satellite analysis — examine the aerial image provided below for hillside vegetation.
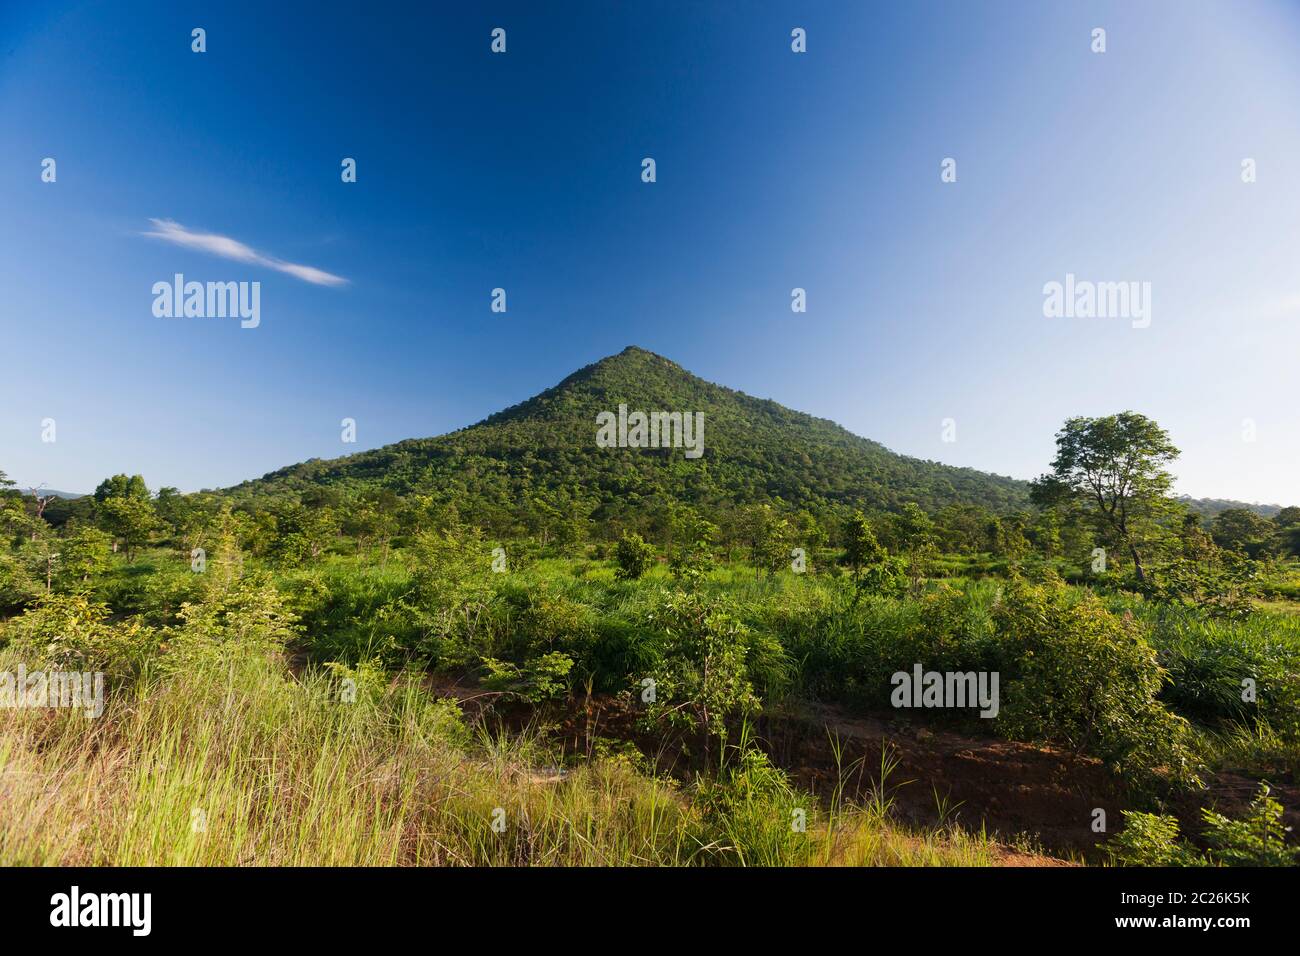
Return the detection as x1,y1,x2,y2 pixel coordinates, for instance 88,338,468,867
227,347,1029,526
3,355,1299,867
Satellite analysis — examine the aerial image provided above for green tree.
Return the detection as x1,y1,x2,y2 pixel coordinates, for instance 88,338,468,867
274,504,339,564
57,525,113,587
96,495,159,561
1210,508,1274,556
738,504,791,578
614,531,656,580
644,590,762,758
1031,412,1179,584
668,507,717,583
93,473,150,502
841,511,884,585
1272,506,1300,530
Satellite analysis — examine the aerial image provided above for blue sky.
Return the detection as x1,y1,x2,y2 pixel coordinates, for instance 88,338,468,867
2,0,1298,504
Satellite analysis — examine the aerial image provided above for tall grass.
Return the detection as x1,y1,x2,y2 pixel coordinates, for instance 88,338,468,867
0,644,996,866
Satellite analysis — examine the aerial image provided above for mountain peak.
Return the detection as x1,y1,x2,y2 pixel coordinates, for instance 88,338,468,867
232,348,1029,519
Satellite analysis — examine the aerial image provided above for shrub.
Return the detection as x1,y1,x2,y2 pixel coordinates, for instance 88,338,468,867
1105,783,1297,867
1202,783,1298,866
406,526,497,667
643,590,764,749
163,573,299,673
1104,811,1201,867
993,579,1201,789
0,592,157,682
480,651,574,703
614,532,655,581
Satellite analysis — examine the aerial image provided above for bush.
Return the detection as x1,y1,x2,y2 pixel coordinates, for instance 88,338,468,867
1104,811,1201,867
643,590,766,747
614,532,656,581
480,651,574,703
1105,783,1297,867
162,572,299,673
406,526,497,667
0,592,157,683
1202,783,1298,866
993,579,1200,789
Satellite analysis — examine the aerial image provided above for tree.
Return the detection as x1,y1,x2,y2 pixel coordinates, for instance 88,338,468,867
1273,506,1300,529
1210,508,1274,556
96,496,159,561
1029,508,1062,558
154,486,188,533
840,511,905,601
893,503,935,554
644,590,761,759
58,525,113,587
738,504,791,578
668,506,717,582
1031,412,1179,584
1177,513,1216,563
614,531,656,580
94,474,150,502
274,504,338,564
842,511,884,584
793,509,828,556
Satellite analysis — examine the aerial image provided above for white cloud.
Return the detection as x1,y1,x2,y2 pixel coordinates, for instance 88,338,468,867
143,219,348,287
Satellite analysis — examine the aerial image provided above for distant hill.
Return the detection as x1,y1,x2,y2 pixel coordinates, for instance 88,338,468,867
1178,496,1283,519
28,489,86,500
226,346,1030,524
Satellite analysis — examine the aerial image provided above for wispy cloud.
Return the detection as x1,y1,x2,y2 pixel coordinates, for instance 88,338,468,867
143,219,348,287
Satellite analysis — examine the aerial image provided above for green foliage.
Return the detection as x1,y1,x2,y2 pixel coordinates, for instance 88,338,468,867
643,590,769,746
163,573,299,673
993,578,1200,788
1031,412,1180,583
273,504,339,565
406,525,496,667
1106,784,1297,867
668,507,717,583
57,525,114,586
96,495,160,561
840,511,907,600
1104,811,1202,867
1202,783,1298,866
1143,553,1257,621
1211,508,1276,557
480,651,574,703
93,474,150,502
614,532,656,581
738,504,792,577
0,592,157,682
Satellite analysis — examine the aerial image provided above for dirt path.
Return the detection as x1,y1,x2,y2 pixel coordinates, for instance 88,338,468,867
416,673,1298,864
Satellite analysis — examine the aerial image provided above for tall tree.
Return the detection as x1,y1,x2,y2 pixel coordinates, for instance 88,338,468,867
94,474,150,502
1031,412,1179,584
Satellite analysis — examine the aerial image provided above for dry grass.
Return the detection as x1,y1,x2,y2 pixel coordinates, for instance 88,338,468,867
0,647,999,867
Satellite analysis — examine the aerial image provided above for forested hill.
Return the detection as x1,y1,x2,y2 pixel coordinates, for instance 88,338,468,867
225,347,1029,524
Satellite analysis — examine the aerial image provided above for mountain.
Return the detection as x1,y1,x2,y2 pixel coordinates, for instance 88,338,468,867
26,489,86,500
226,347,1029,525
1177,496,1283,520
